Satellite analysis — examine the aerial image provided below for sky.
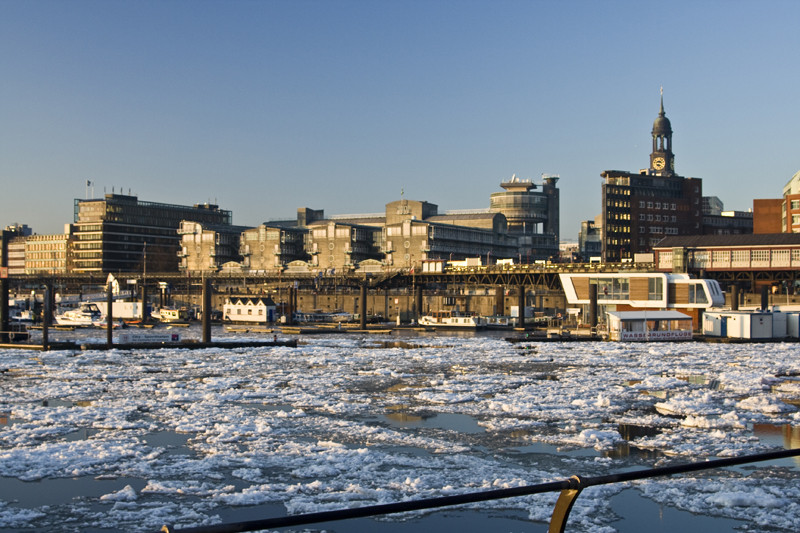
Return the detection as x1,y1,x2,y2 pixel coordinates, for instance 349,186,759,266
2,0,799,241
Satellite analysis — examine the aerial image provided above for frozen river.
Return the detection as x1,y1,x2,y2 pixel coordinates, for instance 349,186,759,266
1,326,800,532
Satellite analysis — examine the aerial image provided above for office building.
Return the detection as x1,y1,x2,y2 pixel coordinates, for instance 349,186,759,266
177,221,251,272
601,94,703,262
25,230,74,275
239,224,309,271
72,194,232,273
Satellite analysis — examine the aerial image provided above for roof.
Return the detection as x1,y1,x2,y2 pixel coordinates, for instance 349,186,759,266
653,234,800,249
225,296,276,306
607,310,691,320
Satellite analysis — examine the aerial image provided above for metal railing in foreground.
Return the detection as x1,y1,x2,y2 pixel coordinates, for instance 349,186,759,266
159,447,800,533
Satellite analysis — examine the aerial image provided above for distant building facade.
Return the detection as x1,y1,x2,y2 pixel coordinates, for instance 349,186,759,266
753,170,800,234
307,220,383,271
178,221,250,272
72,194,232,273
753,199,784,234
239,224,309,271
25,231,74,275
702,210,753,235
578,216,602,260
489,175,560,260
601,95,703,262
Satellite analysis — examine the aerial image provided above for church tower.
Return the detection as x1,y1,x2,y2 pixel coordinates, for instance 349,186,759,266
649,89,674,176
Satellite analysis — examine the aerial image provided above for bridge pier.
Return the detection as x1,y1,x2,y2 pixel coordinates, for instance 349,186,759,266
414,284,423,322
495,285,504,316
0,277,8,343
360,283,367,330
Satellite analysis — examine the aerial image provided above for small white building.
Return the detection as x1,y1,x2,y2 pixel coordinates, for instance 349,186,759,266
223,296,277,323
702,310,791,339
606,310,693,341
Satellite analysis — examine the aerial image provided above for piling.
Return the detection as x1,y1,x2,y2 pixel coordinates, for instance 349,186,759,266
0,233,8,343
589,284,598,327
517,285,525,327
495,285,504,316
360,283,367,330
0,278,8,343
106,280,113,347
761,285,769,311
202,276,211,343
414,284,423,323
731,284,739,311
42,285,50,351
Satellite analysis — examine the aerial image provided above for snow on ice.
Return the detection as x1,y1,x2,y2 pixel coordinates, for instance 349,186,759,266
1,331,799,531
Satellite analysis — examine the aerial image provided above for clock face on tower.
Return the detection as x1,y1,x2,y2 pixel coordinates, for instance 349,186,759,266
653,157,666,170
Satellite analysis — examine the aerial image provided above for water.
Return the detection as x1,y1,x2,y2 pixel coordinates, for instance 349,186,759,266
1,327,799,532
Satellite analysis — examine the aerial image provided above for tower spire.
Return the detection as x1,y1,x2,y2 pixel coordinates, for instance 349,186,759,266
659,86,665,116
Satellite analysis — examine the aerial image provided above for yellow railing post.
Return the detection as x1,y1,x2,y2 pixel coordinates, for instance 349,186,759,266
548,475,583,533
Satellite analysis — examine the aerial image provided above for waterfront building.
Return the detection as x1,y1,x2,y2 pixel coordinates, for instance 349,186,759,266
753,170,800,234
336,198,519,268
307,220,383,271
239,224,309,271
783,170,800,232
489,174,560,260
653,234,800,271
222,296,277,323
601,94,703,262
560,271,724,330
71,194,232,273
578,216,602,260
177,221,251,272
2,225,32,275
24,230,74,275
702,210,753,235
753,199,784,234
6,236,26,276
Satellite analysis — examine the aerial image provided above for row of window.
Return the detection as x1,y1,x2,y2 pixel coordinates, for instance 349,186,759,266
658,248,800,268
640,214,678,223
639,201,677,210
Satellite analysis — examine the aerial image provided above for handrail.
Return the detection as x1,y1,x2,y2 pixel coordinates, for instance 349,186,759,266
158,447,800,533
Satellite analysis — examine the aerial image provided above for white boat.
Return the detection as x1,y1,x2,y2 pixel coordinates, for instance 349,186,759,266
55,303,103,326
156,307,192,323
419,311,485,329
9,308,34,324
483,315,512,329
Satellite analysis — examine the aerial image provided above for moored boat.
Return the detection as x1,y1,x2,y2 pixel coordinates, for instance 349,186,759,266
55,303,102,326
419,311,485,329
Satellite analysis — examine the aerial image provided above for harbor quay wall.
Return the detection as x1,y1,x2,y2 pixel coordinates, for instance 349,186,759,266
188,285,568,323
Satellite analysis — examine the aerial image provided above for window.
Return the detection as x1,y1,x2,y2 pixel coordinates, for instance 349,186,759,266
752,250,769,263
791,200,800,210
689,283,708,304
648,278,663,301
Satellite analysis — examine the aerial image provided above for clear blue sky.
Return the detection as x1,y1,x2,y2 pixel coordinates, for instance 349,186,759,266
2,0,799,241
